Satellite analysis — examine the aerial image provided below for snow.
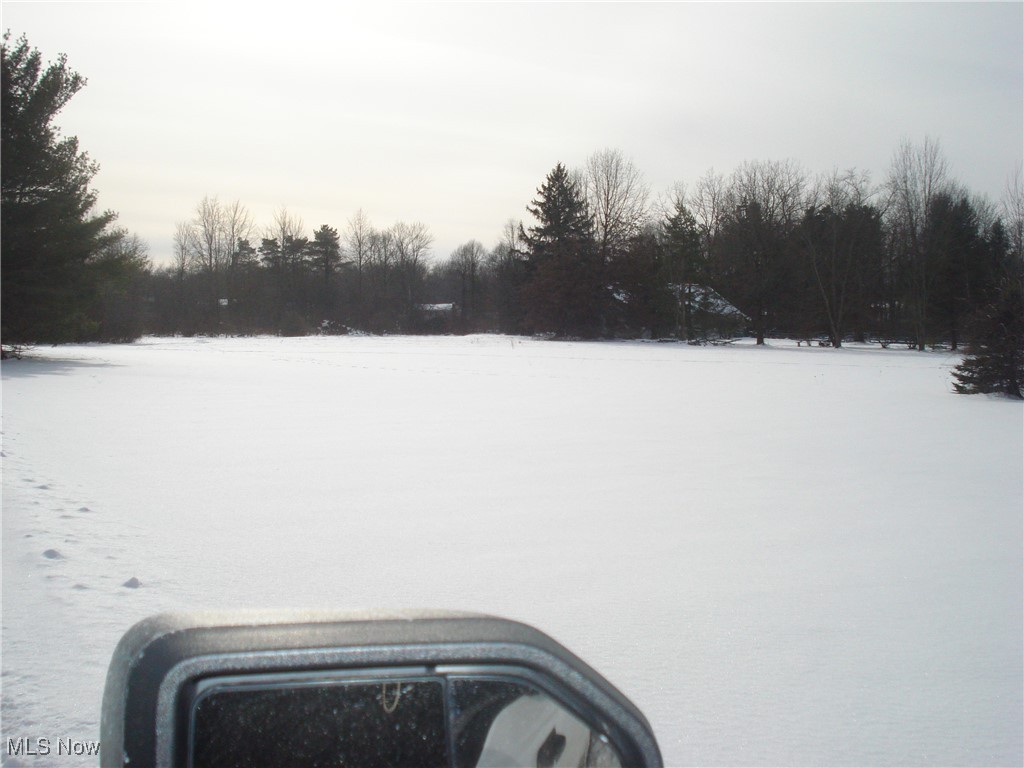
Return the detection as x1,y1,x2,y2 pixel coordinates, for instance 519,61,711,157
2,335,1021,766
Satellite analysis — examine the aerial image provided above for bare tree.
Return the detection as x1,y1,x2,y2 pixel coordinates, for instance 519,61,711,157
689,168,729,268
390,221,432,268
364,226,396,329
267,206,305,262
180,196,254,329
191,195,228,274
223,199,254,273
729,158,806,228
344,209,373,276
368,227,394,272
390,220,432,322
718,159,807,344
799,168,882,346
651,181,688,225
172,221,195,281
1002,162,1024,266
184,195,234,329
485,218,527,332
885,137,951,349
498,217,526,259
343,208,375,328
450,239,486,329
178,197,251,279
579,148,650,262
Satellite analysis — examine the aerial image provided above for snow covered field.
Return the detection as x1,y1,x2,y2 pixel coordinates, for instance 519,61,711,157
2,335,1021,766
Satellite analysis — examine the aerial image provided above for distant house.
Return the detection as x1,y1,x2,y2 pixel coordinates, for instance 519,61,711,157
415,303,457,333
672,284,750,339
417,303,455,314
609,282,749,340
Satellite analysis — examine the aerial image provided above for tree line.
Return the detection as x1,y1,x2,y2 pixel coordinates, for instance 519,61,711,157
3,33,1022,395
150,145,1021,349
151,202,435,337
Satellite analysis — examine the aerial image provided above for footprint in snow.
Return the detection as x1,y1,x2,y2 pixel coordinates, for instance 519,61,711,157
42,548,64,559
36,484,50,490
78,507,92,513
122,577,141,589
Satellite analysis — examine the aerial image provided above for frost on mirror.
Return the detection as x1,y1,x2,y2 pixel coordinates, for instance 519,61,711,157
188,673,624,768
190,679,448,767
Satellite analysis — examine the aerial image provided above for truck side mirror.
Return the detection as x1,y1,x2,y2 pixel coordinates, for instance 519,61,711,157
101,611,662,767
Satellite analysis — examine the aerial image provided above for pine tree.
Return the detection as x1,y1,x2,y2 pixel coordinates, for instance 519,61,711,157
309,224,342,321
520,163,603,337
2,33,117,342
952,274,1024,399
521,164,593,259
662,198,702,339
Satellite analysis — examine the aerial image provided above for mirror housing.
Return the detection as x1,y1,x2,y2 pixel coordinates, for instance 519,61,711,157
101,611,662,767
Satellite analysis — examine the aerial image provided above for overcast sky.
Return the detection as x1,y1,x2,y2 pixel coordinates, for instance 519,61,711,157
4,1,1022,264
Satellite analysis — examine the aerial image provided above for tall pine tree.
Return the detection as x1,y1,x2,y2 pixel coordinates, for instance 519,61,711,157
2,33,117,342
662,198,702,339
309,224,342,322
519,163,603,337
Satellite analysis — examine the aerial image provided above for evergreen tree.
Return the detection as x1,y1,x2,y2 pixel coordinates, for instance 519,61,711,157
2,33,118,342
926,192,987,350
521,164,593,257
309,224,342,321
88,228,150,342
607,230,665,337
662,198,702,338
520,163,603,337
232,238,258,270
952,273,1024,399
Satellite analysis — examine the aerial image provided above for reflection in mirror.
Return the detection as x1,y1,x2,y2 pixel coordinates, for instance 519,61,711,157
451,678,623,768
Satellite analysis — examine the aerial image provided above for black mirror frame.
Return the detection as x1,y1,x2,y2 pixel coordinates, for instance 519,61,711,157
101,610,663,767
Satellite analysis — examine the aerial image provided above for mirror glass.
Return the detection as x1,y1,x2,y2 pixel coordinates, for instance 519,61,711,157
450,678,623,768
191,679,447,767
188,673,624,768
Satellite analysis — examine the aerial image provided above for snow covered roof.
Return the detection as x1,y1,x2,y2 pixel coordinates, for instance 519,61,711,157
672,284,749,321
